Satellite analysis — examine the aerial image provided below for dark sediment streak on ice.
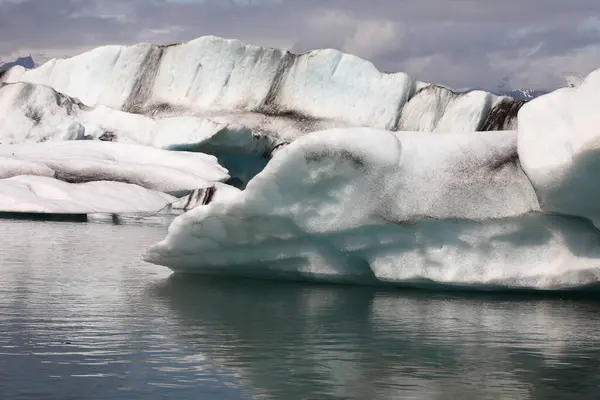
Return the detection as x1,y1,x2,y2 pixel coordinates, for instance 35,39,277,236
259,52,297,114
480,99,526,131
185,186,216,209
122,46,165,114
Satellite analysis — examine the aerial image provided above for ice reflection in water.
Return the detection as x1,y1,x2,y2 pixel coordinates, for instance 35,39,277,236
1,219,599,399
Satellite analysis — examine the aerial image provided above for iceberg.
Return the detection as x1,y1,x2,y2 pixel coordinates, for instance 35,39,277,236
0,140,228,195
0,35,531,187
518,68,600,229
143,128,600,290
1,36,523,148
3,34,600,290
0,175,176,214
0,140,231,214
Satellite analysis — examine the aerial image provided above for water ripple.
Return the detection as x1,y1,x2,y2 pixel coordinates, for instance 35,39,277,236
1,220,600,399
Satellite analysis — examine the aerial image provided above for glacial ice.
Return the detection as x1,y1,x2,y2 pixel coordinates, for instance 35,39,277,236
3,34,600,290
518,68,600,229
0,175,176,213
1,36,523,151
0,140,231,213
0,141,229,194
0,35,531,189
141,128,600,290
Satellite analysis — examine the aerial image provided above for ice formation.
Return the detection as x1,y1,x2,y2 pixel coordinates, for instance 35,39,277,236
145,128,599,290
0,141,231,213
0,35,532,189
518,68,600,229
0,141,228,194
2,35,600,290
1,36,523,150
0,175,176,214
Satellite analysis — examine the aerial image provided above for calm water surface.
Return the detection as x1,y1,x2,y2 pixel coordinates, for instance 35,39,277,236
1,219,600,399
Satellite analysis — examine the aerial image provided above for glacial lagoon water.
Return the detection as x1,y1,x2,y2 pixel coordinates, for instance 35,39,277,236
1,219,600,399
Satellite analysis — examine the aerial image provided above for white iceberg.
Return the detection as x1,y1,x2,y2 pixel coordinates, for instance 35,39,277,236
0,140,229,195
141,128,600,290
0,140,232,214
0,36,529,188
3,35,600,290
518,68,600,228
0,175,176,214
1,36,523,149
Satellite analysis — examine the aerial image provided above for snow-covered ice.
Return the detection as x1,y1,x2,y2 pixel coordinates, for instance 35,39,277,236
0,140,231,213
518,68,600,229
1,36,523,150
141,128,600,290
3,34,600,290
0,140,229,194
0,175,176,213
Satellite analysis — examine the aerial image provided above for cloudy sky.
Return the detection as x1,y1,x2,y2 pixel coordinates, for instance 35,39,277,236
1,0,599,91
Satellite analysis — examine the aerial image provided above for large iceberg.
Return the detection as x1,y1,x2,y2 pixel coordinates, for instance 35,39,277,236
145,128,600,289
1,36,523,150
0,36,531,190
2,35,600,290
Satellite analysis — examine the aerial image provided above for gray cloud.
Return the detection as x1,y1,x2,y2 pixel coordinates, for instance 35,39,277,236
1,0,599,90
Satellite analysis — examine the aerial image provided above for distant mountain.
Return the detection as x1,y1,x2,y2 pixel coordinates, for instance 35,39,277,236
493,76,549,101
0,56,36,72
499,89,549,101
456,87,549,101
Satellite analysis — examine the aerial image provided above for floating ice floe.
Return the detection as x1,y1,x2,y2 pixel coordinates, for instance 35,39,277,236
0,175,176,214
0,140,231,213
